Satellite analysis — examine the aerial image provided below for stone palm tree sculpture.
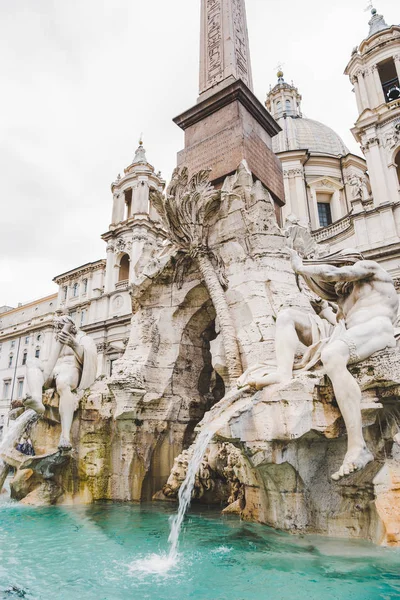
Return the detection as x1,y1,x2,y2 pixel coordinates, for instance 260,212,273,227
150,167,243,383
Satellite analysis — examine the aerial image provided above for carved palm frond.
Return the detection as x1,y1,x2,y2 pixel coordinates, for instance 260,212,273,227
150,168,221,253
173,253,193,290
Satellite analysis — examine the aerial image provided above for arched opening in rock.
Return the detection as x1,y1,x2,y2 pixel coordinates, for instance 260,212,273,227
141,284,225,500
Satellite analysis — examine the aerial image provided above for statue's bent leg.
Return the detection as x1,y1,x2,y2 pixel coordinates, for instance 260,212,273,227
55,369,80,451
321,341,373,480
246,309,313,389
23,359,46,415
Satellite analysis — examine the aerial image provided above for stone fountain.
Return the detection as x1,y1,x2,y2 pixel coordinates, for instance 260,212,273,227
1,162,399,549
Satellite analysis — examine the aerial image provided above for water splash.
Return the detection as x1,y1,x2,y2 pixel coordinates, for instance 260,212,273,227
167,384,251,561
167,427,214,560
129,385,251,576
130,553,177,576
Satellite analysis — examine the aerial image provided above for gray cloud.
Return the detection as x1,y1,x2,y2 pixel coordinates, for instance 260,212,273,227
1,0,397,305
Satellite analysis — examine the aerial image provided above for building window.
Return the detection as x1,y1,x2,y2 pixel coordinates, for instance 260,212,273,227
35,348,40,359
8,355,13,368
118,254,130,282
69,311,77,325
37,334,42,342
317,202,333,228
63,286,68,300
275,100,282,117
11,340,15,349
285,99,291,114
378,59,400,103
80,310,86,327
3,380,11,399
82,279,88,294
17,378,24,399
22,351,27,366
124,189,132,220
110,359,117,376
25,336,29,344
72,282,79,297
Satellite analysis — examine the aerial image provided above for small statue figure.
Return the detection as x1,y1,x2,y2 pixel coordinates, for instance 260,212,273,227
239,248,399,480
347,174,369,202
23,315,97,451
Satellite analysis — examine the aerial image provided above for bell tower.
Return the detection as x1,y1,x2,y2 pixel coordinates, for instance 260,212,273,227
102,140,166,294
345,7,400,206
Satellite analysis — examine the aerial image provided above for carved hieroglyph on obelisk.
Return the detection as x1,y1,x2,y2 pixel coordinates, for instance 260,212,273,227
199,0,254,97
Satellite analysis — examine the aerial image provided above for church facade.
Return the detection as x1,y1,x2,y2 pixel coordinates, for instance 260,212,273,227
1,5,399,431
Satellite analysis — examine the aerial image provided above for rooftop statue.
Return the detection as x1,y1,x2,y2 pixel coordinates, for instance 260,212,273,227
239,247,399,480
23,315,97,450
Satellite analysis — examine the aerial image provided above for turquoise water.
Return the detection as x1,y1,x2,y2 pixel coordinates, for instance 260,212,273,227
0,497,399,600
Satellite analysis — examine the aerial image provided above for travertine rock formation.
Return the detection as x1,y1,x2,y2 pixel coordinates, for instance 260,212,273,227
2,163,400,547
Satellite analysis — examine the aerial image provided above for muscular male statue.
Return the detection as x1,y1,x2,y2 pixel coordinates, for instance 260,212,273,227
239,248,399,480
23,315,97,451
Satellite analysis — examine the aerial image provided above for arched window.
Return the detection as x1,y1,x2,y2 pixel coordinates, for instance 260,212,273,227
8,355,13,368
22,351,27,366
395,149,400,187
72,282,78,297
118,254,130,282
285,99,291,113
82,278,88,294
275,100,282,116
35,348,40,359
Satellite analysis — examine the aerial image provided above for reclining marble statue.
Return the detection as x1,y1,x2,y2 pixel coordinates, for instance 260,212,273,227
23,315,97,450
238,247,399,481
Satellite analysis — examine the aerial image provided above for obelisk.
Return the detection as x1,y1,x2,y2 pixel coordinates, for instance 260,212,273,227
174,0,284,207
199,0,253,100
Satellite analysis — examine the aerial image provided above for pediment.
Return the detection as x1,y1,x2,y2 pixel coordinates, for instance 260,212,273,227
308,177,343,191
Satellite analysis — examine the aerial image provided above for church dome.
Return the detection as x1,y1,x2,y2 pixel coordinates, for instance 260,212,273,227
272,115,350,156
266,72,349,157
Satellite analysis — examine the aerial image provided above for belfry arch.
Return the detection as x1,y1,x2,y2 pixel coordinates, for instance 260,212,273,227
118,253,130,282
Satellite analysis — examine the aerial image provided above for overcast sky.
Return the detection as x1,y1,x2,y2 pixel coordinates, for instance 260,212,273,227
1,0,398,307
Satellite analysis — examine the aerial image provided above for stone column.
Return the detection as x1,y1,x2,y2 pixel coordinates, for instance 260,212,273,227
371,65,385,105
132,180,149,214
199,0,253,98
364,139,389,206
352,77,363,114
112,191,125,224
105,243,115,293
293,169,309,224
357,71,370,110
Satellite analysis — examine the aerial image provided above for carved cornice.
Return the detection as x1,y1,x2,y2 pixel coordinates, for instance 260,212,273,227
361,136,380,152
54,261,106,285
283,168,303,177
173,79,281,138
96,342,108,352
